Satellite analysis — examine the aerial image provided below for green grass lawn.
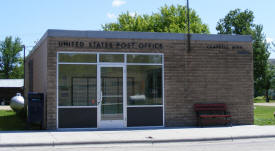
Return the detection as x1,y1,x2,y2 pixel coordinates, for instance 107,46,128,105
254,106,275,125
254,96,275,103
0,105,275,130
0,110,40,131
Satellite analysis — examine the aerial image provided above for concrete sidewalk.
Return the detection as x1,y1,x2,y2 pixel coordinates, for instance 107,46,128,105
1,125,275,147
0,106,11,110
254,103,275,106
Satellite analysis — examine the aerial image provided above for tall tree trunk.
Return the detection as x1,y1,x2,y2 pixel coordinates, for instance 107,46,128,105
265,89,270,102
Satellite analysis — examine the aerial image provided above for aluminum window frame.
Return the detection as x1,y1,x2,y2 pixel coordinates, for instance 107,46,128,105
56,52,165,129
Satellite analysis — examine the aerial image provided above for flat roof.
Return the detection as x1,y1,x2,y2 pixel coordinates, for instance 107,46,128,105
45,29,252,42
0,79,24,88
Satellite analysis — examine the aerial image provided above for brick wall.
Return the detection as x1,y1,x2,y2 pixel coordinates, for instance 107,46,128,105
25,38,48,128
170,41,254,126
42,37,253,129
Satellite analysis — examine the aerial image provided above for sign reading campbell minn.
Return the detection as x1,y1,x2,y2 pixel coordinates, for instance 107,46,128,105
206,44,251,55
58,41,164,50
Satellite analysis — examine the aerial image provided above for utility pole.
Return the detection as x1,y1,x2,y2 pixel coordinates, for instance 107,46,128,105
187,0,191,52
22,45,25,97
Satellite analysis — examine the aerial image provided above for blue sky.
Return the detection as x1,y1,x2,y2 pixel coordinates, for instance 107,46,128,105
1,0,274,57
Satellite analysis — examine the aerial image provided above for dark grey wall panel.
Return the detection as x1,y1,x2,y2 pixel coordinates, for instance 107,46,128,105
58,108,97,128
127,107,163,127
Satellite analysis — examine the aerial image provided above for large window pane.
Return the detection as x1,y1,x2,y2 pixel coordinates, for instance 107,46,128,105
58,64,97,106
101,67,123,120
127,54,162,64
100,54,124,62
127,65,162,105
59,53,96,63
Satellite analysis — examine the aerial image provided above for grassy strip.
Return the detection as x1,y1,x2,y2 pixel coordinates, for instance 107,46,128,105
254,106,275,125
254,96,275,103
0,110,40,131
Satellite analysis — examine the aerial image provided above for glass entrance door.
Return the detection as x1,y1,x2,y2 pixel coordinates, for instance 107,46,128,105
98,66,125,128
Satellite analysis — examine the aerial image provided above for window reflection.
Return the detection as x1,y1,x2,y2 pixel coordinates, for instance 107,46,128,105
127,65,162,105
127,54,162,63
58,64,97,106
59,53,97,63
100,54,124,62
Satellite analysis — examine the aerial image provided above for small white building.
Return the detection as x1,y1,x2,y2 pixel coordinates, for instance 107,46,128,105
0,79,24,105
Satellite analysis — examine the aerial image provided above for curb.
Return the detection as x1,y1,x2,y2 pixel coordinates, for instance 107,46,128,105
1,135,275,147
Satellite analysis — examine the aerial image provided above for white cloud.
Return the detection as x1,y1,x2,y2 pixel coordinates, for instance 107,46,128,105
112,0,126,7
266,37,273,44
107,13,117,19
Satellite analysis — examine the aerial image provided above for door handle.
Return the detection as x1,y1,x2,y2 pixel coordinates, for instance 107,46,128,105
97,91,103,105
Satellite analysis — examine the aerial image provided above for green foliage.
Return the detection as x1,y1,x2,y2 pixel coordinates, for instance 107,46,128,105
10,57,24,79
254,106,275,125
0,36,24,79
253,25,270,83
216,9,254,35
102,5,209,34
252,25,272,99
216,9,271,97
263,64,275,102
254,96,275,103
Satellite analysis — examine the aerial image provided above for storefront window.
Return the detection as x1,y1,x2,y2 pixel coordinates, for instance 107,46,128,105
127,54,162,64
59,53,96,63
58,64,97,106
100,54,124,62
58,53,163,107
127,65,162,105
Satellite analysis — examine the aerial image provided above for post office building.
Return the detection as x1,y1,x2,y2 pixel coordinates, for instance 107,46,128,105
24,29,253,129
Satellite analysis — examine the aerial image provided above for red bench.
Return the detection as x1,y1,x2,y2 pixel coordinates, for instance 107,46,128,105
194,103,232,127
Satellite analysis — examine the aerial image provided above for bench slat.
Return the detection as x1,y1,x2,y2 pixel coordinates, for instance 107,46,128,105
194,104,226,107
194,103,232,127
195,108,226,111
199,115,232,118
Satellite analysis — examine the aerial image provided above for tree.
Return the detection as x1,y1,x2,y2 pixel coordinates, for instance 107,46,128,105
102,5,209,34
0,36,24,79
216,9,254,35
262,63,275,102
253,25,270,98
216,9,270,98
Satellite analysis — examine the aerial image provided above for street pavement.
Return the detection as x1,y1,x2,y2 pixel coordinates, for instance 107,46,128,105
1,138,275,151
1,125,275,147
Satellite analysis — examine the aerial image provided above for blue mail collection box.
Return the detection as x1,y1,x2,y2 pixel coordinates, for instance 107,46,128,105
28,93,44,125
